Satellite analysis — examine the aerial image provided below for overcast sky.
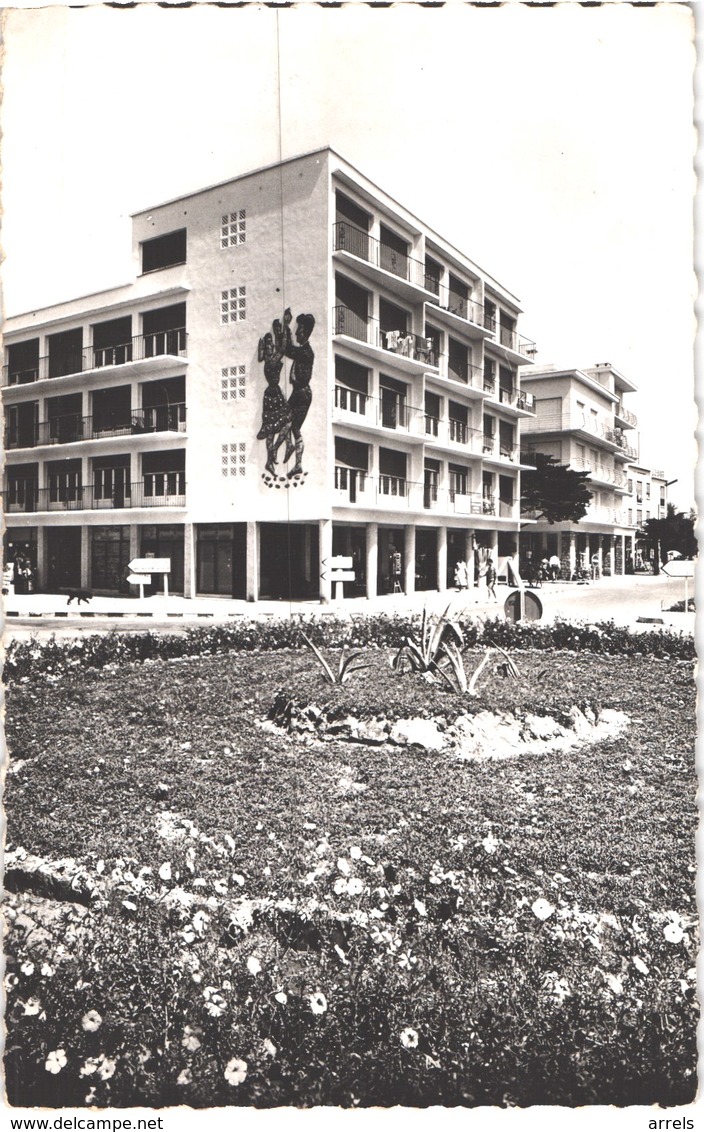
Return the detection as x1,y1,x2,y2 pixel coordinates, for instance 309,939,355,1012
1,3,696,508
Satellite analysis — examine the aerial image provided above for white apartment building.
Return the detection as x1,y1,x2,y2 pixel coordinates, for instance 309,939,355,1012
2,148,537,600
519,363,639,577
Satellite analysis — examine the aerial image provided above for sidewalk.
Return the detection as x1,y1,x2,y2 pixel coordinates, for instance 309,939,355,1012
3,573,694,634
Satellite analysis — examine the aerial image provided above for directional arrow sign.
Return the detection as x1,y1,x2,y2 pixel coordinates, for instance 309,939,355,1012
662,559,695,578
127,573,152,586
129,558,171,573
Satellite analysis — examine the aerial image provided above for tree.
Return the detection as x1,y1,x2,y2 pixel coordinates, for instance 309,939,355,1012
638,504,697,573
520,452,593,524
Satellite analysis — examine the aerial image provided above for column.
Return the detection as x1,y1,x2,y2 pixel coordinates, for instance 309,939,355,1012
80,526,90,590
183,522,195,599
564,531,576,579
366,522,378,599
437,526,447,592
246,520,259,602
36,527,46,593
465,530,476,596
403,525,415,595
319,518,332,604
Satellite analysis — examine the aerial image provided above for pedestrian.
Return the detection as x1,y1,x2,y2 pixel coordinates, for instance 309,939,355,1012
549,553,560,581
486,557,498,602
454,560,467,591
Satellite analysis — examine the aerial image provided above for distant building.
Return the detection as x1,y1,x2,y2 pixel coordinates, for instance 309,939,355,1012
519,363,640,577
625,463,670,569
2,147,538,599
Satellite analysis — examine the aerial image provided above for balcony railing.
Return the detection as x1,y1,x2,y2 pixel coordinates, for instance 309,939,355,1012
4,478,186,513
334,385,369,416
482,436,517,461
426,286,487,329
497,326,537,359
331,475,518,519
4,405,187,450
334,466,368,504
333,306,439,367
3,330,188,386
615,402,638,428
333,222,432,291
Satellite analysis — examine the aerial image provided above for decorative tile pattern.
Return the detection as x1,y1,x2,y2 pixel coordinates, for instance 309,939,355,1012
221,286,246,324
221,210,246,248
221,442,247,476
221,366,247,400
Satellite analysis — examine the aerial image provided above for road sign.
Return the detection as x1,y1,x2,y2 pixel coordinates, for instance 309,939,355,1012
127,573,152,586
129,558,171,573
504,589,543,623
332,569,355,582
330,555,354,570
662,559,695,578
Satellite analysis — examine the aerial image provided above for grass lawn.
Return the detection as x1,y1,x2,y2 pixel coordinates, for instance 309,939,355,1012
3,643,697,1108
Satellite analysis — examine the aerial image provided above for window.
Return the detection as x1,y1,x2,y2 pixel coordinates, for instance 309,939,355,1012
483,358,496,392
637,509,643,526
222,443,246,477
660,486,666,504
448,338,468,384
141,229,187,274
636,480,643,503
645,482,651,499
448,463,468,500
221,366,247,399
627,478,633,494
221,287,246,324
221,211,246,248
7,339,39,385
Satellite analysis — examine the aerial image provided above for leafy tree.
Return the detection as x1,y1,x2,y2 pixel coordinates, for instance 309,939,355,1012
638,504,697,573
520,452,593,524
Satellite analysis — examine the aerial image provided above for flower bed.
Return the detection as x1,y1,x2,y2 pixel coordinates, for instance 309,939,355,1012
3,647,697,1107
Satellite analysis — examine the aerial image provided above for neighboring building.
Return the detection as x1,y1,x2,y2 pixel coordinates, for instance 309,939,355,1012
2,147,537,600
626,463,670,569
519,363,639,577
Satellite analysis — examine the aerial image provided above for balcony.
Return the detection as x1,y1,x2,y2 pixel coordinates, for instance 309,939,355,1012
334,466,369,505
614,401,638,429
333,306,439,371
425,287,492,340
4,405,187,450
482,436,517,463
4,477,186,514
333,222,434,299
3,331,188,388
496,326,537,364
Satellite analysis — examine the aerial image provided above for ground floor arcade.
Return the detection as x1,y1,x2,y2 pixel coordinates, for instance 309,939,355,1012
520,527,637,581
4,518,521,601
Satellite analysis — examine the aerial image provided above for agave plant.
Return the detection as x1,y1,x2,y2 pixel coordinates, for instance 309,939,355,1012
392,604,467,693
300,631,372,686
467,643,520,696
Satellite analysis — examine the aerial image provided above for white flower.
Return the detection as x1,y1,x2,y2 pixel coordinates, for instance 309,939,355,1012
350,846,362,859
81,1009,103,1032
263,1038,277,1058
632,956,650,975
400,1027,419,1049
40,962,55,978
604,972,624,995
177,1068,192,1086
247,956,262,976
158,861,172,881
664,922,685,944
224,1057,248,1086
85,1088,97,1105
413,899,427,917
22,997,42,1016
122,900,137,912
347,877,364,896
20,961,35,976
309,992,328,1015
333,877,348,895
275,991,288,1005
482,832,500,855
4,973,19,991
192,910,209,934
98,1058,117,1081
337,857,351,876
532,898,555,921
45,1049,67,1074
182,1026,201,1052
213,879,228,895
204,993,227,1017
334,944,348,964
80,1057,101,1078
181,928,196,944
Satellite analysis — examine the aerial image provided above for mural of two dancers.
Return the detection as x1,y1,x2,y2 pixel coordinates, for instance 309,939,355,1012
257,307,315,487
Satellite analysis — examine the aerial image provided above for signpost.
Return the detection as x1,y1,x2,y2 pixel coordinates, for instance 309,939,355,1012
661,558,695,612
329,555,354,601
128,558,171,598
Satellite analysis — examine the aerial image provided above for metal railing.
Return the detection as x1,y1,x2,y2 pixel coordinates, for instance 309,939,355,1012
334,385,369,415
333,221,431,291
4,478,186,513
4,404,187,449
331,474,518,518
333,306,439,366
3,330,188,386
615,402,638,427
482,436,517,461
497,325,537,359
426,285,487,329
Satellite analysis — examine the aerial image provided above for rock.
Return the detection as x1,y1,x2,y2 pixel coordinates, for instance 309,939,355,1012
389,718,446,751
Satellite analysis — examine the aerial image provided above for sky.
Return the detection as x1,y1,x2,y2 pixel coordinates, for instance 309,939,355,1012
1,2,697,515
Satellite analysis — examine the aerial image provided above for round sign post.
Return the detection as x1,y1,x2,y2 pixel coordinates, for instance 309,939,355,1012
504,588,543,623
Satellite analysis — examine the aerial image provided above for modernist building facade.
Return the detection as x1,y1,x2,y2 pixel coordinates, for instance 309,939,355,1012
518,364,642,577
3,148,538,600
